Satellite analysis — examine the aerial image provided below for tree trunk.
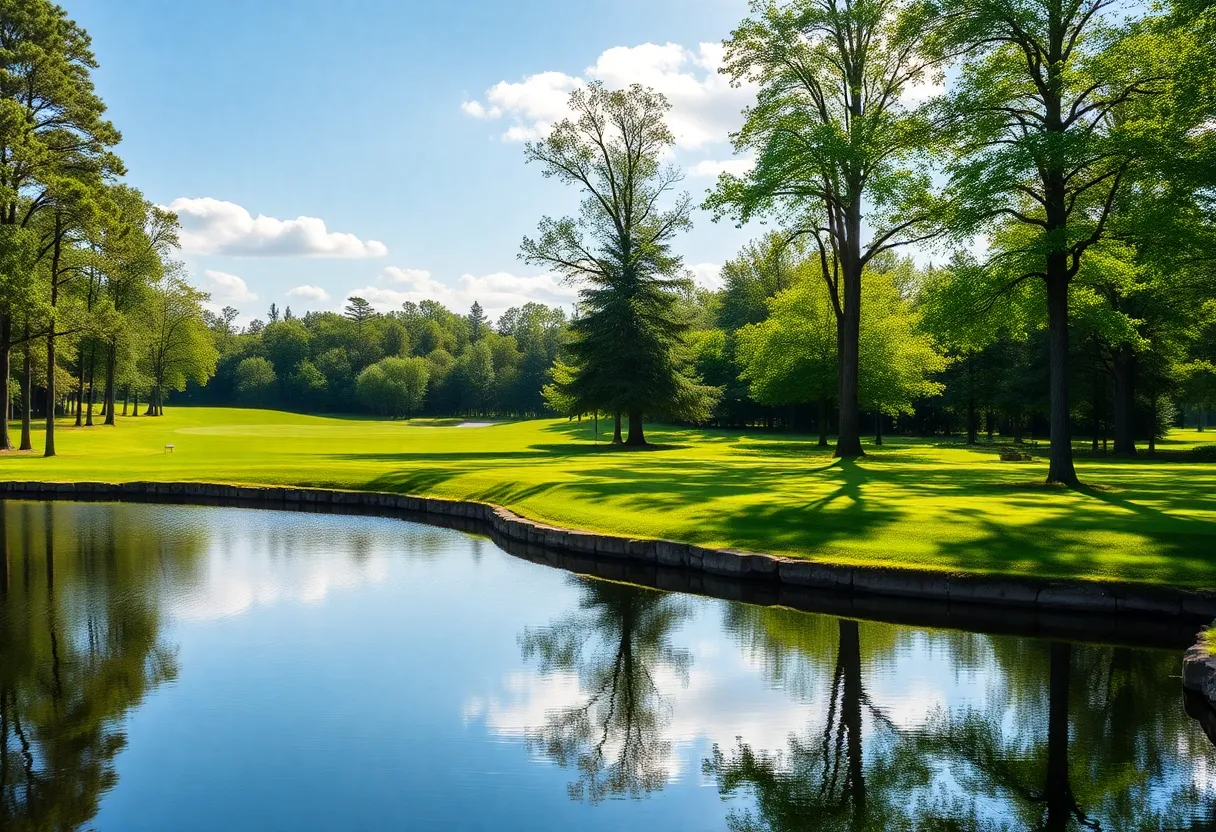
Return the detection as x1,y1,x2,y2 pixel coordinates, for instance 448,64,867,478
625,410,645,446
103,342,116,425
967,394,978,445
19,325,31,451
987,408,995,441
1043,642,1074,831
122,386,129,417
44,330,56,458
1148,393,1157,454
73,341,86,427
132,388,139,419
818,397,829,447
0,314,10,451
1012,410,1023,444
874,412,883,446
1091,380,1101,453
1045,276,1077,484
612,411,622,444
1111,345,1136,455
834,256,864,458
85,344,97,427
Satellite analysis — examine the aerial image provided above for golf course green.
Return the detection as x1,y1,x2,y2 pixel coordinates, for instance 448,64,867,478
2,407,1214,587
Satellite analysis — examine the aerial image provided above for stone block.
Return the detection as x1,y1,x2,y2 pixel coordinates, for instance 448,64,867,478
853,569,950,600
947,577,1040,606
655,540,688,568
595,536,627,557
1036,583,1118,612
626,539,657,562
778,560,852,589
701,549,748,576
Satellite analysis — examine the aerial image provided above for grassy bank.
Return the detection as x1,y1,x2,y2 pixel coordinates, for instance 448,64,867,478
2,407,1214,587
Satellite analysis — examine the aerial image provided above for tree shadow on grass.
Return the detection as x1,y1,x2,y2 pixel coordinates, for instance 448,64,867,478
728,441,838,459
361,467,468,495
929,502,1216,586
329,441,690,468
539,420,743,445
526,442,691,454
337,437,1215,584
330,450,550,464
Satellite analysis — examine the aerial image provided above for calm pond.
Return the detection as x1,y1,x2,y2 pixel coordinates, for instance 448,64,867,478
0,500,1214,831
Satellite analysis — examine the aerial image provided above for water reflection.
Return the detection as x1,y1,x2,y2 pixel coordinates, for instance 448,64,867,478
707,613,928,830
0,502,203,831
710,605,1216,830
518,578,691,803
0,500,1214,830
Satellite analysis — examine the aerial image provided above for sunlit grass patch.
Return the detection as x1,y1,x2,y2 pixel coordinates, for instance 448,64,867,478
3,407,1214,588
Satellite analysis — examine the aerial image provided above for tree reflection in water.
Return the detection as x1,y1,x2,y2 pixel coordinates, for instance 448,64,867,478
0,501,204,831
711,605,1216,831
707,615,929,830
518,577,691,803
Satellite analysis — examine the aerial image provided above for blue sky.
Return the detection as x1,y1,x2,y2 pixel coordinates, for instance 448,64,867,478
69,0,760,324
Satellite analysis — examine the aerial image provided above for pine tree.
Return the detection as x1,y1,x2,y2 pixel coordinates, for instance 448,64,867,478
343,296,375,324
520,83,717,445
466,301,487,342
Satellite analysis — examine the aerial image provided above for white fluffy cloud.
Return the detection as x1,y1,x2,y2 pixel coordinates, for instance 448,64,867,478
166,197,388,258
462,42,754,150
688,157,754,179
285,284,330,303
689,262,723,290
378,266,435,285
202,270,258,305
346,267,577,320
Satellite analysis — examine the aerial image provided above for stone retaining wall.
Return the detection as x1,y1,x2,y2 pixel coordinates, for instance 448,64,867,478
4,479,1215,621
1185,637,1216,694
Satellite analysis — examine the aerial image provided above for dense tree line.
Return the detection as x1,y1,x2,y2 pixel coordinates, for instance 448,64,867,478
182,298,567,419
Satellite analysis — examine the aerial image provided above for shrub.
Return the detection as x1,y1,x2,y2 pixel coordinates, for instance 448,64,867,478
355,356,429,418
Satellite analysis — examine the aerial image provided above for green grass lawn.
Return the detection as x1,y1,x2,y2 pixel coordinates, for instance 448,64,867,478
3,407,1215,587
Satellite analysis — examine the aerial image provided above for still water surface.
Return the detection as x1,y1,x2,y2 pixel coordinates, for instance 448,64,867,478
0,500,1213,831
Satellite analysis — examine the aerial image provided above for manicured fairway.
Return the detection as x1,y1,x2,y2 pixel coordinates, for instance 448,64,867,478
2,407,1214,587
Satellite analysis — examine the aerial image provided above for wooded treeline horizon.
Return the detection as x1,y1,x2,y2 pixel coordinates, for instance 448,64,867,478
2,0,1215,485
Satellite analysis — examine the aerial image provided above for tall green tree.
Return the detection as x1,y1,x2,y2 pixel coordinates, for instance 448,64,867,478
713,233,806,428
39,188,106,455
0,0,121,451
343,296,375,324
95,189,178,426
938,0,1211,482
466,301,487,342
709,0,943,457
520,82,717,445
736,272,838,443
139,269,217,415
234,356,277,407
857,264,947,439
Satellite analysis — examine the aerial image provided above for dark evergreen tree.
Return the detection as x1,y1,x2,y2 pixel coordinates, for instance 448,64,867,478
466,301,487,342
519,83,717,445
343,296,375,325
